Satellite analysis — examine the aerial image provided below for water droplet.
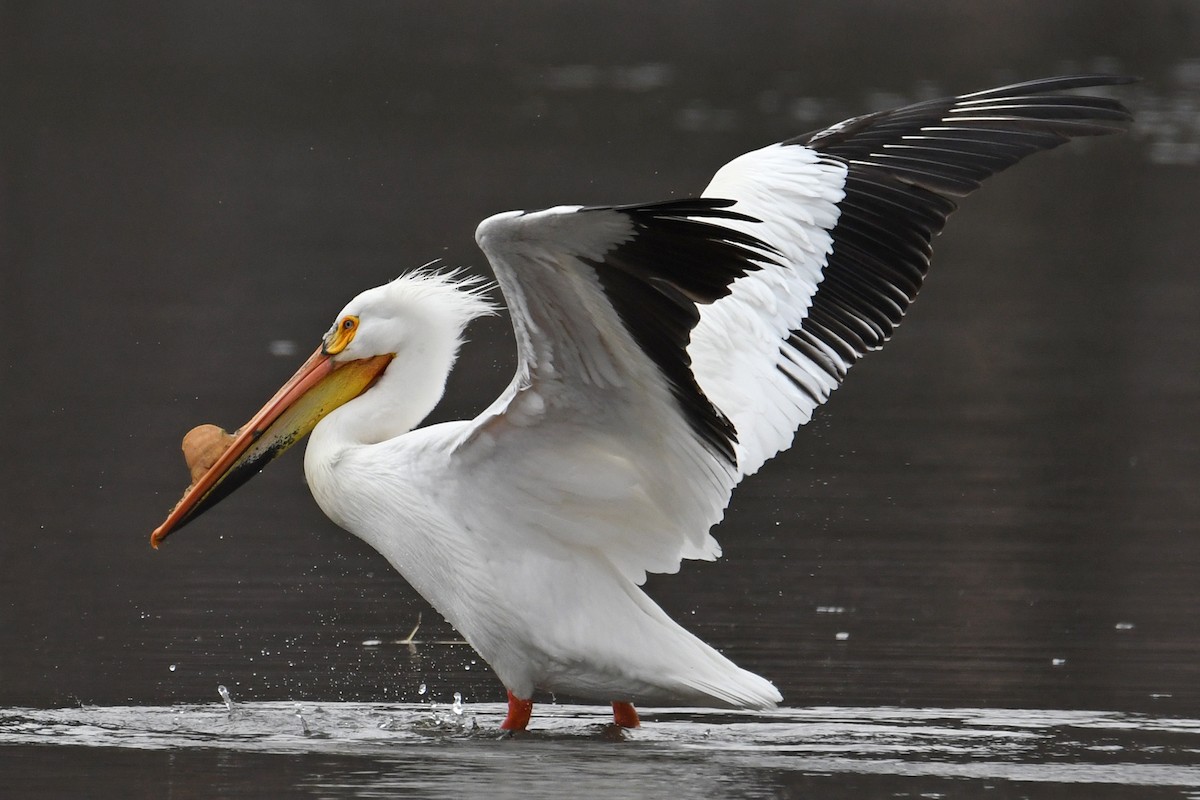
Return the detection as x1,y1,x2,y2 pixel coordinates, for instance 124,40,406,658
1051,658,1066,667
217,684,234,712
418,682,427,695
1115,621,1135,630
835,631,850,641
168,664,177,672
451,692,463,716
362,639,383,647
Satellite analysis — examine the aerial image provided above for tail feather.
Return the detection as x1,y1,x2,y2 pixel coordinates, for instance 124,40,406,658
653,609,782,709
683,669,782,710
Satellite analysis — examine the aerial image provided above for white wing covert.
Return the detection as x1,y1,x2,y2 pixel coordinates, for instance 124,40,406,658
461,202,777,584
457,75,1132,583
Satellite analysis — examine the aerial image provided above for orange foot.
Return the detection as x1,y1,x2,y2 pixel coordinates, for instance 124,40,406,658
501,690,534,731
611,701,640,728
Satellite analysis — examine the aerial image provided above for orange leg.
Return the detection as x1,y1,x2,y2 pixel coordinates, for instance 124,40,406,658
611,701,640,728
501,690,534,731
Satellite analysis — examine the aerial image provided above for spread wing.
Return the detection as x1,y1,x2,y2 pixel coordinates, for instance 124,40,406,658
692,74,1133,479
455,75,1132,584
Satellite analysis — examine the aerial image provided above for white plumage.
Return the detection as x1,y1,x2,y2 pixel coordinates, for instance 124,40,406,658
152,76,1132,730
695,144,846,477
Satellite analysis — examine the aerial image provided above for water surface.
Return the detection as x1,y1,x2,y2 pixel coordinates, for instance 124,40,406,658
4,702,1199,798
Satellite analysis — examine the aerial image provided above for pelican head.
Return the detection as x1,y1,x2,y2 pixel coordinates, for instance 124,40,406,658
150,269,495,547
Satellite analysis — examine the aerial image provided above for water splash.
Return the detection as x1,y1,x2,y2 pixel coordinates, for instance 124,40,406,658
294,704,310,735
416,691,476,732
217,685,233,713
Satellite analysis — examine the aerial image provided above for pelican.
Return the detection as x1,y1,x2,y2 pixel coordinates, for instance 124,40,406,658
151,76,1132,731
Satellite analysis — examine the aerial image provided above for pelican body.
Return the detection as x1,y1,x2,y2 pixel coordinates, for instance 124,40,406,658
151,76,1132,730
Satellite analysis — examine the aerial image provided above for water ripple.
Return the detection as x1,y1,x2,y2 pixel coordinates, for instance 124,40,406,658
2,702,1198,797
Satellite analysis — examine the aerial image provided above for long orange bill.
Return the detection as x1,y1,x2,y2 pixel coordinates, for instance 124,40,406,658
150,347,393,548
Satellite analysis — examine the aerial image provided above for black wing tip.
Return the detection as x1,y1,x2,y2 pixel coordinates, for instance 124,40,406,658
595,197,763,226
779,74,1136,393
959,74,1140,99
792,73,1136,151
589,198,783,263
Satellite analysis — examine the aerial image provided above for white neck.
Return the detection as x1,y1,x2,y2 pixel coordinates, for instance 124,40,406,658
306,335,460,464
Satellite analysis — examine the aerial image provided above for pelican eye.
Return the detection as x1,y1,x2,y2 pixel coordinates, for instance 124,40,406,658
324,315,360,355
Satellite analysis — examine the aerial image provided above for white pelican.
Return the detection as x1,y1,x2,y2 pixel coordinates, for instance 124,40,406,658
151,76,1132,731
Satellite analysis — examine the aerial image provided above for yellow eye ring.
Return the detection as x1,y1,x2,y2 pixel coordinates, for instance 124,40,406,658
324,315,359,355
